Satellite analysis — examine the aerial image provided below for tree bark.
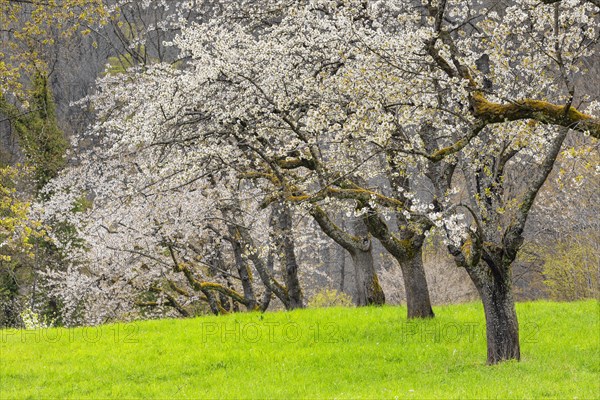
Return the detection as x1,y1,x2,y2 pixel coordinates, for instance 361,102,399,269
349,216,385,306
273,201,304,309
454,129,565,363
228,233,258,311
259,246,275,312
335,214,347,292
224,204,303,311
466,263,520,364
401,247,435,319
310,206,385,306
339,244,346,293
363,209,434,317
348,244,385,306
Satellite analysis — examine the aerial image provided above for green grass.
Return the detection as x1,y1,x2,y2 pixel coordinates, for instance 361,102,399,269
1,300,598,399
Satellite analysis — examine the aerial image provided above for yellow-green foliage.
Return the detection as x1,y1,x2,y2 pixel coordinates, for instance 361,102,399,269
1,74,68,192
0,165,41,262
105,54,135,76
308,288,354,308
102,22,158,76
0,0,107,97
542,234,599,301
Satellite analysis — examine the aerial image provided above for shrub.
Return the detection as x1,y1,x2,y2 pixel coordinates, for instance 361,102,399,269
308,289,353,308
20,307,53,330
541,235,599,301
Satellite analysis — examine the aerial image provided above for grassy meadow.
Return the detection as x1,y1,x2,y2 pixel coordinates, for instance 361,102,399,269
1,300,598,399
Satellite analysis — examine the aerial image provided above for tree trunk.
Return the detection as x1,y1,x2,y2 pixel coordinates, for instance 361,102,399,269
259,247,275,312
399,247,435,318
362,209,432,316
350,218,385,306
338,216,347,292
349,246,385,306
207,245,232,312
201,288,221,316
310,206,384,306
339,246,346,293
229,237,257,311
467,263,520,364
283,255,303,309
274,201,304,309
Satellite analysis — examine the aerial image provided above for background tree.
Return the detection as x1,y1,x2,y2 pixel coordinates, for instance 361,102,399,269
0,74,67,191
0,164,43,325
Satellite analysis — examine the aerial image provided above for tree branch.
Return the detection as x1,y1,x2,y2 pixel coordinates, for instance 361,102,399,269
472,94,600,139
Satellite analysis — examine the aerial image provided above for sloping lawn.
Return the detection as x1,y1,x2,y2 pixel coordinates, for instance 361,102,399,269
1,300,598,399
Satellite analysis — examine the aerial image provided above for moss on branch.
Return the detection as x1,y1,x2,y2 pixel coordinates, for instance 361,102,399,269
309,205,365,252
472,94,600,139
200,282,255,309
276,157,317,170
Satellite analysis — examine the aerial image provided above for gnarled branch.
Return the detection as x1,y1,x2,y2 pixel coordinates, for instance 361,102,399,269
472,94,600,139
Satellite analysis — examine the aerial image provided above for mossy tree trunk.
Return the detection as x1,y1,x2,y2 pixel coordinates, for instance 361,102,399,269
227,227,258,312
467,261,520,364
310,205,385,306
368,128,436,318
401,247,435,319
446,128,568,363
272,201,304,309
362,208,433,318
224,202,303,310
